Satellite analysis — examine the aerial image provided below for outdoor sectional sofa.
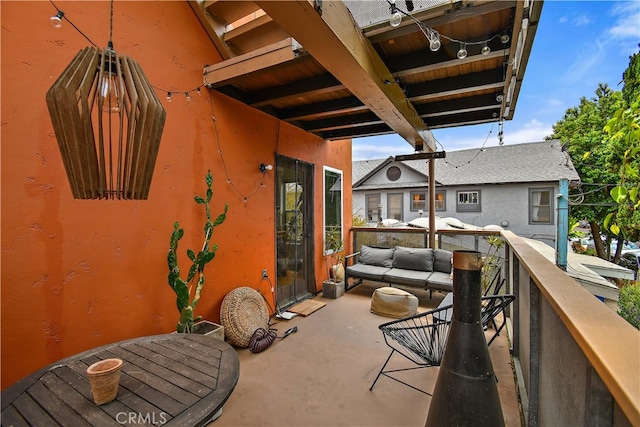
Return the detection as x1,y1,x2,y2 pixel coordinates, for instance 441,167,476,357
344,245,453,296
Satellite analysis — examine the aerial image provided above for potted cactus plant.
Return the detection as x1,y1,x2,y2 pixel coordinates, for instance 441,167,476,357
167,170,228,336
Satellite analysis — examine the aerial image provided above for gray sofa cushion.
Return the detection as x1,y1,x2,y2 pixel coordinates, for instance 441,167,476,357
427,271,453,292
383,268,430,288
359,245,395,268
346,263,391,281
434,249,453,274
392,247,434,271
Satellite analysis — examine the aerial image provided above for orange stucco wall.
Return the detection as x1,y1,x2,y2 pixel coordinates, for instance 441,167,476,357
1,1,352,389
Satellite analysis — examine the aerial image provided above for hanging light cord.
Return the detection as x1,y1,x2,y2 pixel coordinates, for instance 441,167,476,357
48,1,203,99
388,0,506,48
109,0,113,43
208,92,274,203
49,0,97,47
442,122,495,169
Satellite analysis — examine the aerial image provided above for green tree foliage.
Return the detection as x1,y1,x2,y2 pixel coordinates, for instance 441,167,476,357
548,48,640,262
547,84,623,260
618,283,640,330
603,49,640,242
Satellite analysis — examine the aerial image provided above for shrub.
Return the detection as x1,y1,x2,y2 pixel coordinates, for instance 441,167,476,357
618,282,640,330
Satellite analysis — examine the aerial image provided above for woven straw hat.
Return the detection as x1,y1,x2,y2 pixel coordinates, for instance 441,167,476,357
220,287,269,348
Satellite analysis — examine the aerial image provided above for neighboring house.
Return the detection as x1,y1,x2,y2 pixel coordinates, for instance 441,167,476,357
352,140,581,246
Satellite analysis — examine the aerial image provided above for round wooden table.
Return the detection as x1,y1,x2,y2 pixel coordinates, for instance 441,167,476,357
1,333,239,426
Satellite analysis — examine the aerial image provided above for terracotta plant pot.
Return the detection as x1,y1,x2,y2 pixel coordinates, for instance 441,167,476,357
86,358,123,405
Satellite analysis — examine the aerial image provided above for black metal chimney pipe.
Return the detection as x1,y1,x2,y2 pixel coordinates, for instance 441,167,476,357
425,250,504,427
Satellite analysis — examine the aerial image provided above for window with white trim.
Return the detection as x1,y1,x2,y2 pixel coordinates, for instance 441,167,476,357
434,190,446,211
530,188,553,224
410,191,426,211
323,167,343,254
456,190,481,212
387,193,403,220
366,194,380,222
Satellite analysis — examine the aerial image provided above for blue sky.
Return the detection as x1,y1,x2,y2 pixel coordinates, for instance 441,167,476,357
352,0,640,161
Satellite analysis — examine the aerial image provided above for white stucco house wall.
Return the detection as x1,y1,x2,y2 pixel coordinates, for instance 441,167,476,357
352,140,581,247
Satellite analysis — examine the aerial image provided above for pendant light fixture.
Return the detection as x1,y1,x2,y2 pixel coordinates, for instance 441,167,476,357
46,0,166,199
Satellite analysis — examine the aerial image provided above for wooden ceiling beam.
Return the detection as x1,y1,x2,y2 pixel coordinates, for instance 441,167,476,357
188,0,237,60
304,112,383,132
425,109,501,128
417,92,502,117
249,74,344,107
387,37,510,77
280,96,367,121
320,123,393,140
202,1,261,26
407,69,504,101
255,0,435,151
203,38,303,87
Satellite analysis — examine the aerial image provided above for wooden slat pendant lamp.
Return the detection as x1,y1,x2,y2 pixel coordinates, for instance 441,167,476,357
46,1,165,200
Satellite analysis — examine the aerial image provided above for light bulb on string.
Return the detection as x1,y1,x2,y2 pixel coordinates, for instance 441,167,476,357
185,92,191,102
428,30,441,52
457,43,467,59
390,11,402,27
166,92,172,102
481,42,491,56
51,11,64,28
100,41,121,113
389,0,402,27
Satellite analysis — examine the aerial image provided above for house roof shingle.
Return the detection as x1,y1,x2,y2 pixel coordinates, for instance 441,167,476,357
353,140,581,188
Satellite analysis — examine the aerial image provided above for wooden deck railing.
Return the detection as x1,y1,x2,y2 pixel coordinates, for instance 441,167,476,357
349,227,640,426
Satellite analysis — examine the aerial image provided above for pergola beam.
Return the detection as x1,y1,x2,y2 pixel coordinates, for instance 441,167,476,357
255,0,435,152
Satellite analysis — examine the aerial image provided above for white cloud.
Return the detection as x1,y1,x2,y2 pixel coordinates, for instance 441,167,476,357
562,38,607,82
572,14,592,26
501,119,553,145
351,136,414,161
608,11,640,39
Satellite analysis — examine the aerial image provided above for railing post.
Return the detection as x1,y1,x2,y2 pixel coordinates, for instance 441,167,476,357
585,365,613,426
556,178,568,270
529,278,540,427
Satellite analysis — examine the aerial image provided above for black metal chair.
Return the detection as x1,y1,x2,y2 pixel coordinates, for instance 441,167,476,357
369,303,454,395
370,294,515,394
481,294,515,346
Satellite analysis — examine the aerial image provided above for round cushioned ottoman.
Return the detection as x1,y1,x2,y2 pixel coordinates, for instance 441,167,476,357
371,287,418,318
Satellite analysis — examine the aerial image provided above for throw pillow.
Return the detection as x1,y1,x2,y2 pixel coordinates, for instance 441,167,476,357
392,246,434,271
359,245,395,267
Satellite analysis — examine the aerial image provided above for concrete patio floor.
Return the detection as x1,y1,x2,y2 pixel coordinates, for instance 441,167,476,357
210,282,523,427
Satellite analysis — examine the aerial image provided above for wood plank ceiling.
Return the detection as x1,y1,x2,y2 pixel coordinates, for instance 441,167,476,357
189,0,542,153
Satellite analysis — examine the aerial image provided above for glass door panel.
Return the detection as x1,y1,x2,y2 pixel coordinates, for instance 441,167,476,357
275,155,314,309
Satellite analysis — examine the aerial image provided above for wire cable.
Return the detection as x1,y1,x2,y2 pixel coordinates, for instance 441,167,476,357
49,0,98,47
207,91,268,203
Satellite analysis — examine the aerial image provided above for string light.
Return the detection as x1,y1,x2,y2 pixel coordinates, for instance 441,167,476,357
389,0,402,27
387,1,511,60
427,29,441,52
48,1,204,104
481,42,491,56
456,43,467,59
46,2,274,204
50,10,64,28
208,90,276,203
439,122,498,169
